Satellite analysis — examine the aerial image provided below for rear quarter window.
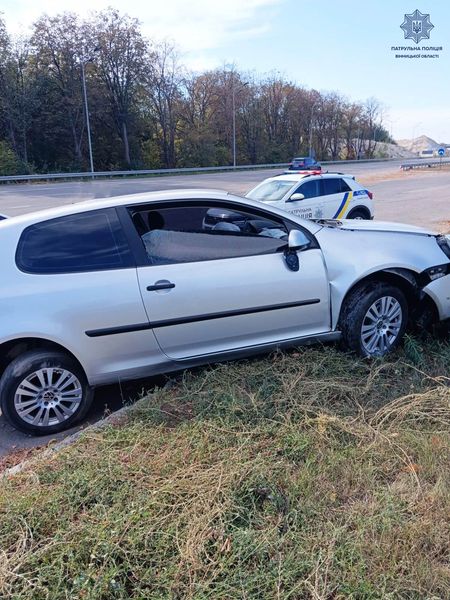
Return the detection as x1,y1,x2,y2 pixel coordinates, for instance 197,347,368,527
16,208,134,274
322,178,351,195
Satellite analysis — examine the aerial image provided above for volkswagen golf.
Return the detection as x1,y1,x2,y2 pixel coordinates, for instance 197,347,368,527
0,189,448,435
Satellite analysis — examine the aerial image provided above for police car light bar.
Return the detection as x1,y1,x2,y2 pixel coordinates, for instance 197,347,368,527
288,169,322,175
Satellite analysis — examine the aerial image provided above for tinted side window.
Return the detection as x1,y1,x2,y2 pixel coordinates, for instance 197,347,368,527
294,180,320,199
127,204,288,265
322,178,350,195
17,208,133,274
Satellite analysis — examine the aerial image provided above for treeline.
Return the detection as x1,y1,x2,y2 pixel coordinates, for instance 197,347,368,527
0,9,391,175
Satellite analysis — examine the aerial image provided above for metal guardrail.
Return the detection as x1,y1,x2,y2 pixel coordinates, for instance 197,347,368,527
400,159,450,170
0,163,289,183
0,157,398,184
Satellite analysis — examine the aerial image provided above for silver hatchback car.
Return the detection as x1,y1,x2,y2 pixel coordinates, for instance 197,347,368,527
0,189,449,435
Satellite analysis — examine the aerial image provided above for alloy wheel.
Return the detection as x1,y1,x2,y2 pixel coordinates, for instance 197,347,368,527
361,296,403,355
14,367,83,428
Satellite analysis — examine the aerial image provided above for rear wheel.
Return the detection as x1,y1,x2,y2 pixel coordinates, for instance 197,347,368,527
347,208,370,220
0,350,93,435
340,283,408,357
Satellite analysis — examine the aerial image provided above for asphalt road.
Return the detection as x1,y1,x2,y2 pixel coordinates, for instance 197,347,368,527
0,159,413,211
0,162,449,458
0,160,449,230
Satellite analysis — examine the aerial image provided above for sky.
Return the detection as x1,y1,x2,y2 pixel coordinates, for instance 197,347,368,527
2,0,450,141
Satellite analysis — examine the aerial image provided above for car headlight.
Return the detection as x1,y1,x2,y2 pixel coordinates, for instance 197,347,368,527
437,235,450,259
424,264,449,281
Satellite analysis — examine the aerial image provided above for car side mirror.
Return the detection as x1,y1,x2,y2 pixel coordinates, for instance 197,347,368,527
288,229,310,250
284,230,310,272
288,193,305,202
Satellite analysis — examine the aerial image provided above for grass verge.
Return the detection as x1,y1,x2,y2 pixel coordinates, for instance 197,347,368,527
1,337,449,599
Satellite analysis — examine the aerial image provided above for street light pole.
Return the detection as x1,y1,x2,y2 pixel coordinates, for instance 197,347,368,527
231,79,248,168
308,119,313,157
80,48,101,177
308,101,318,157
232,83,236,168
81,59,94,176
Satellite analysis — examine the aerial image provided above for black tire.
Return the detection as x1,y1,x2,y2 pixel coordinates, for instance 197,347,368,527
347,208,370,220
340,282,408,357
0,349,94,435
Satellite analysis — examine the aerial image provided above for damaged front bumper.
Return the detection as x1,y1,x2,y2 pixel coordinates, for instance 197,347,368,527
423,273,450,321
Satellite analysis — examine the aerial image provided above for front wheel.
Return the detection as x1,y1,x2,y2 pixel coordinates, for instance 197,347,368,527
340,283,408,357
0,350,93,435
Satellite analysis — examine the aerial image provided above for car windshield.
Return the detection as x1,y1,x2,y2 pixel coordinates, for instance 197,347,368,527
247,180,296,202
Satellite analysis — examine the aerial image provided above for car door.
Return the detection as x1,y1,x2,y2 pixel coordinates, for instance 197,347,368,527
124,201,331,360
322,177,352,219
14,207,163,383
283,179,324,219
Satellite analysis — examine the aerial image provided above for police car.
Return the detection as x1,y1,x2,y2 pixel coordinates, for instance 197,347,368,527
245,172,373,220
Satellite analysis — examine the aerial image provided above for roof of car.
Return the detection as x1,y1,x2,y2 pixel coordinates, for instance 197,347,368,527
0,189,324,235
267,172,354,183
0,189,228,226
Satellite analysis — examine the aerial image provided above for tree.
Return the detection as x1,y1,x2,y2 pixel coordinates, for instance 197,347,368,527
0,15,15,153
342,102,361,159
86,8,147,167
31,13,87,167
180,71,221,166
0,9,390,173
5,37,37,165
143,42,182,168
239,81,264,164
282,86,310,159
362,97,383,158
259,75,292,162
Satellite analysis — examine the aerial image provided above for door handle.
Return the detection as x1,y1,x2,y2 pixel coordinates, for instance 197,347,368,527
147,280,176,291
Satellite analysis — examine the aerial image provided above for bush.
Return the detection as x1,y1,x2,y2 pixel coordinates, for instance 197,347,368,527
0,140,22,175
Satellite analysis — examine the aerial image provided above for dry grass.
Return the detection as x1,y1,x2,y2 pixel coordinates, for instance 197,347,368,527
0,338,449,599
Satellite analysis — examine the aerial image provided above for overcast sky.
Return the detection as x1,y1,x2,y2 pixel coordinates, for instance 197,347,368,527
2,0,450,141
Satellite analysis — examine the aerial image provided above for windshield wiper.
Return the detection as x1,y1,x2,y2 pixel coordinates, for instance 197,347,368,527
313,218,343,227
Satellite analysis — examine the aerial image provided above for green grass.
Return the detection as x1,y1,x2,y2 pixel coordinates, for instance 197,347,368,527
1,339,449,599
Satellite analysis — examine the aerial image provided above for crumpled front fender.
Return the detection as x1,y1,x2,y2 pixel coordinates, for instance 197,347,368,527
422,274,450,320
